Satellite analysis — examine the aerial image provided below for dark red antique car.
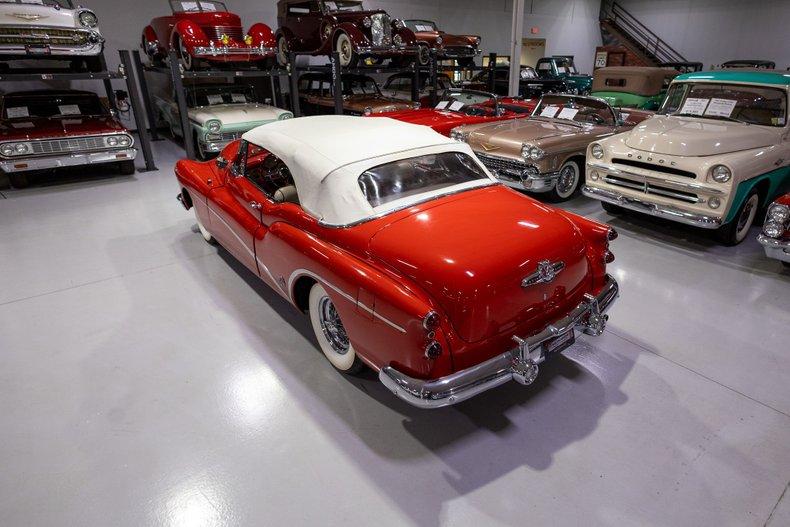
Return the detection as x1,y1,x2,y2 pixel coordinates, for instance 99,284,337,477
142,0,276,70
0,90,137,188
402,19,480,67
275,0,417,67
297,72,416,115
758,193,790,268
370,89,535,136
173,116,619,408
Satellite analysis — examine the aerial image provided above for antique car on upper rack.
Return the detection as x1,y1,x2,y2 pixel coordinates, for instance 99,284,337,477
173,115,620,408
0,0,104,71
451,94,651,201
275,0,417,67
379,71,455,107
758,193,790,268
590,66,678,110
370,89,536,137
536,56,593,94
721,60,775,70
142,0,276,71
296,72,417,116
0,89,137,188
401,19,480,67
583,69,790,245
463,66,566,98
155,83,293,160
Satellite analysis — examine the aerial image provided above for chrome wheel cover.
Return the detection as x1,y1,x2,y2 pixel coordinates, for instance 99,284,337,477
318,296,350,355
277,37,288,64
736,194,759,241
338,36,352,65
556,163,579,197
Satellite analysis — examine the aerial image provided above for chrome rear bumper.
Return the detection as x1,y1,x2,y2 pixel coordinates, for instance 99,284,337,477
757,235,790,263
379,275,619,409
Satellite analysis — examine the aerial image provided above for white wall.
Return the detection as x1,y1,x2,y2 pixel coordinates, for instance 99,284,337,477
617,0,790,69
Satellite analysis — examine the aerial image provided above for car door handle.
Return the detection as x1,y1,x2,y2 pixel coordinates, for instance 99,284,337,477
250,201,262,210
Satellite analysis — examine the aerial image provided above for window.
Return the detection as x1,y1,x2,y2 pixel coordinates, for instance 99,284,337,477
287,1,315,15
358,152,488,208
533,95,616,126
2,93,106,119
323,0,364,12
658,82,787,126
241,143,297,198
170,0,228,13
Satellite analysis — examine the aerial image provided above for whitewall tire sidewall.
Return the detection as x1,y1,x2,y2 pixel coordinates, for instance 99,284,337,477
308,283,357,371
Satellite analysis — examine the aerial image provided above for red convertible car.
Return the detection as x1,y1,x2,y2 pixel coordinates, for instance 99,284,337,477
173,116,619,408
758,193,790,268
371,89,536,136
142,1,276,70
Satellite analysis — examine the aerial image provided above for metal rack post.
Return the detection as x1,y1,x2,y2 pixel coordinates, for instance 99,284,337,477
118,50,157,171
131,49,161,141
330,52,343,115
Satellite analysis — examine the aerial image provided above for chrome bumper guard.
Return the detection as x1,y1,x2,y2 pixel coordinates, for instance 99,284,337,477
379,275,619,409
582,185,722,229
0,148,137,173
757,235,790,263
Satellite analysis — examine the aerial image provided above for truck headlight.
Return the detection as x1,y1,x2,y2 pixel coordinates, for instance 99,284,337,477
521,143,544,160
711,165,731,183
78,10,99,28
708,197,721,209
590,143,604,159
206,120,222,133
767,203,790,223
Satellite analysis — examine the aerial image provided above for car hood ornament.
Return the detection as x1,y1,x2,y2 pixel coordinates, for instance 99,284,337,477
522,260,565,287
8,13,48,21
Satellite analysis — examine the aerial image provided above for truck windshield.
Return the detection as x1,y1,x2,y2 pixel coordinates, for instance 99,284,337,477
659,82,787,126
358,152,489,208
2,93,105,120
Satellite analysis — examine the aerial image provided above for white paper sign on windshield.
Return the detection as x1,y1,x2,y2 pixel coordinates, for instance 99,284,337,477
231,93,247,103
206,94,224,105
6,107,29,118
435,101,449,110
704,98,738,118
679,97,709,115
181,2,199,11
557,107,579,120
58,105,81,116
540,105,560,118
449,101,465,111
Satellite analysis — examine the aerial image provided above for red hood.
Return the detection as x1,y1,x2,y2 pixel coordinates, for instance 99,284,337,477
0,116,126,141
367,186,591,343
375,108,513,136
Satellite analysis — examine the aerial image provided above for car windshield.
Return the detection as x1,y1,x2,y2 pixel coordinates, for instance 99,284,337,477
520,67,539,80
658,82,787,126
358,152,489,208
169,0,227,13
435,90,498,116
2,93,105,120
323,0,363,12
404,20,437,32
0,0,72,7
187,86,257,107
343,76,380,96
532,95,616,126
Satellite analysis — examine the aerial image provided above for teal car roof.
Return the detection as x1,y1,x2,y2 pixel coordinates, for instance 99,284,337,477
675,70,790,86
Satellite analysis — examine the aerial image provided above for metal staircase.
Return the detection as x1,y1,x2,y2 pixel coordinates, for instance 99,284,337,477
599,0,687,65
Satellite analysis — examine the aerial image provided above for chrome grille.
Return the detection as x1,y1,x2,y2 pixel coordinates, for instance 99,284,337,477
476,152,529,180
31,136,108,156
0,26,90,46
604,175,699,203
370,13,391,46
612,158,697,179
201,26,244,42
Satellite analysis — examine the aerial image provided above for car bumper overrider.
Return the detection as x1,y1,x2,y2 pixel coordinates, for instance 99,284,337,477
379,275,619,409
0,149,137,173
476,152,559,193
757,235,790,263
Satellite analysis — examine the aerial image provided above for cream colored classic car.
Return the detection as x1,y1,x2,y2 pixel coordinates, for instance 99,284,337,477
0,0,104,71
450,94,651,201
583,70,790,245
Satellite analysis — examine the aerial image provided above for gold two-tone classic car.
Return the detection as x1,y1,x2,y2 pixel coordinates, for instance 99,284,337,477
450,94,651,201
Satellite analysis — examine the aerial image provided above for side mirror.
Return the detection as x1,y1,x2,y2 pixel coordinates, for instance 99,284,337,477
216,156,229,169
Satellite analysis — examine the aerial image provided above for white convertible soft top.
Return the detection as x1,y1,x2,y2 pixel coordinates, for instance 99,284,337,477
241,115,496,226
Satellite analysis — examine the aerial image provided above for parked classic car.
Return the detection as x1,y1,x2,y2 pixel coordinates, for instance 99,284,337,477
464,66,566,98
372,89,535,136
0,90,137,188
591,66,677,110
0,0,104,71
297,72,417,115
583,70,790,245
155,84,293,159
451,94,651,201
142,1,276,70
380,71,455,107
275,0,417,67
401,19,480,67
536,56,592,94
173,115,620,407
758,193,790,267
721,60,775,70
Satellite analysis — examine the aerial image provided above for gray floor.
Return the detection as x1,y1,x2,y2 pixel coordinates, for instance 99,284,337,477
1,139,789,527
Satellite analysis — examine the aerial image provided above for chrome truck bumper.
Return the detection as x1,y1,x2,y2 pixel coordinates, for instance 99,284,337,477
379,275,619,409
757,235,790,263
0,148,137,173
582,185,723,229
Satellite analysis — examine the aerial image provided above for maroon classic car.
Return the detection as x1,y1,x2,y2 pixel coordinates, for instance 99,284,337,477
275,0,417,67
142,1,276,70
297,72,416,115
402,19,481,67
0,90,137,188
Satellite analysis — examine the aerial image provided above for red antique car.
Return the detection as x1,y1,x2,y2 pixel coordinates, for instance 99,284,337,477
0,90,137,188
370,89,536,136
758,193,790,268
142,1,276,70
401,19,481,67
173,116,619,408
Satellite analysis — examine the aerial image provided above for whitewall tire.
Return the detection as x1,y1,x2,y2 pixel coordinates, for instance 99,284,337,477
308,283,363,373
335,33,356,67
549,159,582,202
195,209,215,244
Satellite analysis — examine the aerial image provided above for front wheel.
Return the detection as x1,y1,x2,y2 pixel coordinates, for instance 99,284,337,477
335,33,357,68
417,44,430,66
308,283,365,373
547,159,583,202
716,191,759,246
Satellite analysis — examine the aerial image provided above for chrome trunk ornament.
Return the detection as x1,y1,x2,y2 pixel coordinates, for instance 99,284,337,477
522,260,565,287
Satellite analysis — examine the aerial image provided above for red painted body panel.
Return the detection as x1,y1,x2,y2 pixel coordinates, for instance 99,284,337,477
371,102,532,137
174,140,613,380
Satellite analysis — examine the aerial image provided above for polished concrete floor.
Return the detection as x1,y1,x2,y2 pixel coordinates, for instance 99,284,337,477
1,139,789,527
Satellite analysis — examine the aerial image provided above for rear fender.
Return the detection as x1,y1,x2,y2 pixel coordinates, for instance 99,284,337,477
248,23,276,47
554,209,613,287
